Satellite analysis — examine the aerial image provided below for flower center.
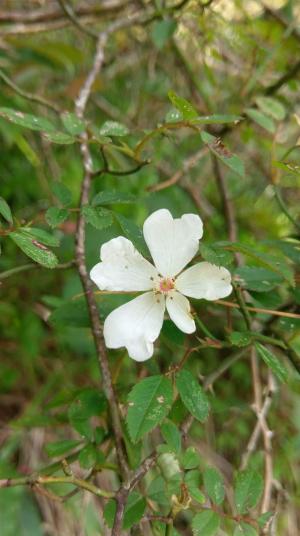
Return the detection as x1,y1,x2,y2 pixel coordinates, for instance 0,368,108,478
159,277,175,293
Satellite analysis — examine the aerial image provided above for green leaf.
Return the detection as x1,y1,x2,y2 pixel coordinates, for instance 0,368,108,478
99,120,129,137
92,190,136,206
255,96,286,121
45,207,69,228
45,439,81,457
229,331,252,347
224,242,294,285
168,90,198,120
151,19,177,49
42,131,77,144
126,375,173,443
199,243,234,267
22,227,60,247
61,112,85,135
165,108,183,122
200,131,245,177
114,212,148,256
192,510,220,536
0,107,56,132
104,492,146,529
0,196,13,223
234,522,258,536
184,470,206,503
235,266,283,292
245,108,276,133
234,469,263,514
9,231,58,268
51,182,72,206
258,511,273,528
161,420,181,454
79,443,104,469
181,446,200,470
49,298,90,328
176,369,210,423
203,467,225,505
255,342,288,383
68,388,107,440
82,206,113,230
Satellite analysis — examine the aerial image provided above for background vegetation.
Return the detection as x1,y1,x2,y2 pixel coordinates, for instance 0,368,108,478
0,0,300,535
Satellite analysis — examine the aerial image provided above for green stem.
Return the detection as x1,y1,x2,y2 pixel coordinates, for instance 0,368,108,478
0,261,75,280
233,282,252,329
194,315,217,340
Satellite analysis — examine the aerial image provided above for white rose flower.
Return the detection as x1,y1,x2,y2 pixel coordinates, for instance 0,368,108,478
90,209,232,362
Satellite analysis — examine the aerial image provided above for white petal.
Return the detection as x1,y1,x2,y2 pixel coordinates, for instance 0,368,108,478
143,209,203,277
166,291,195,334
103,292,165,361
90,236,158,291
176,262,232,300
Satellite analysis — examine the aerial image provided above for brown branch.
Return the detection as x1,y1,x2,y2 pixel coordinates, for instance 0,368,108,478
112,453,157,536
74,31,129,479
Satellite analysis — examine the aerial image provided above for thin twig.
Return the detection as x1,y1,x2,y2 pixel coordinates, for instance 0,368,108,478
0,475,114,498
74,31,129,479
0,261,75,281
56,0,98,38
112,453,157,536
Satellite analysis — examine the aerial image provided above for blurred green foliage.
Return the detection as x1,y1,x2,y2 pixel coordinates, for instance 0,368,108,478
0,0,300,535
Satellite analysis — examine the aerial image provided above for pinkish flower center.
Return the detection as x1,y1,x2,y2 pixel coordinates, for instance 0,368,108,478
159,278,175,293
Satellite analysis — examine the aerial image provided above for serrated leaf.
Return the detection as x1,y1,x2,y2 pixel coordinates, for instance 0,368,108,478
168,90,198,120
176,369,209,423
245,108,275,133
104,492,146,529
99,120,129,136
0,107,56,132
200,131,245,177
203,467,225,505
192,510,220,536
126,375,173,442
45,207,69,228
9,231,58,268
235,266,283,292
255,96,285,121
51,182,72,206
255,342,288,383
22,227,60,247
152,19,177,49
114,212,148,256
92,190,136,206
82,206,113,230
45,439,81,457
234,469,263,514
0,196,13,223
229,331,252,347
42,131,76,144
161,420,181,454
61,112,85,135
199,243,234,267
